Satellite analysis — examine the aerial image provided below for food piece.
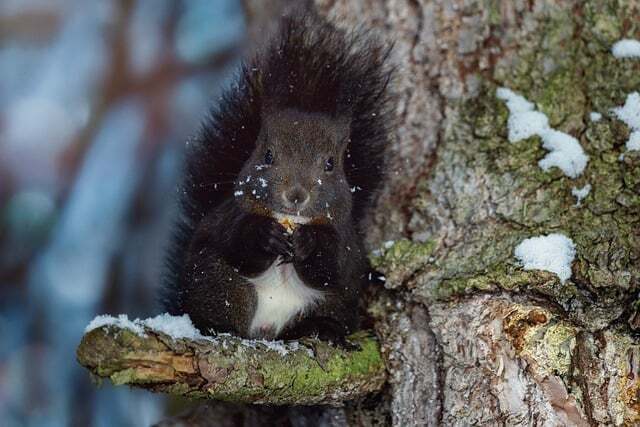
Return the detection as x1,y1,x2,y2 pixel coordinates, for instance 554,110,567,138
279,216,297,234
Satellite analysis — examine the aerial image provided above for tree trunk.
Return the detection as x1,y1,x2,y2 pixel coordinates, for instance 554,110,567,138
315,0,639,425
91,1,640,425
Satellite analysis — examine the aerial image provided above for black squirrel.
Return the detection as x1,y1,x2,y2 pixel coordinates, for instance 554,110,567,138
162,12,392,343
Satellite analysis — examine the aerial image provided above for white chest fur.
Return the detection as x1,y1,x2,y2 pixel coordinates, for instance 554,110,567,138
248,258,324,337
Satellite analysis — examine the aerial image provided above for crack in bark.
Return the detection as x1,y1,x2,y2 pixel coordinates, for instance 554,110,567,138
429,306,445,426
572,331,597,426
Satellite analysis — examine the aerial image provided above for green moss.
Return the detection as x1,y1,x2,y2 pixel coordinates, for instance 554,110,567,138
433,272,500,300
111,369,140,386
369,239,436,288
190,333,386,404
584,3,622,43
536,68,586,129
246,333,384,404
371,238,436,270
78,326,386,405
405,1,640,324
485,0,503,26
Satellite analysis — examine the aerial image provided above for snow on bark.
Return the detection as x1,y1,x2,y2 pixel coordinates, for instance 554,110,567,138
315,0,640,426
514,233,576,283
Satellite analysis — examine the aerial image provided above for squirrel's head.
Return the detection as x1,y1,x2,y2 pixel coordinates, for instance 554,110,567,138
235,108,352,224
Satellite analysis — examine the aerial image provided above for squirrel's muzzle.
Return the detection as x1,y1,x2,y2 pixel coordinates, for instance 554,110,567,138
282,186,310,210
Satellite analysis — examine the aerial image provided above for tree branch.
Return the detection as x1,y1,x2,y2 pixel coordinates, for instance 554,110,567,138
76,325,386,406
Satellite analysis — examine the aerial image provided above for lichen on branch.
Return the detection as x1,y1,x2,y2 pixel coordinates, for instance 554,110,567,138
76,324,386,406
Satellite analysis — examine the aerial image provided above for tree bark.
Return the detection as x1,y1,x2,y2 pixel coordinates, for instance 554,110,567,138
76,325,386,406
314,0,640,425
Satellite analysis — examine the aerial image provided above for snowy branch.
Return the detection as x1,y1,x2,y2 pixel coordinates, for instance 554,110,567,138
76,324,386,406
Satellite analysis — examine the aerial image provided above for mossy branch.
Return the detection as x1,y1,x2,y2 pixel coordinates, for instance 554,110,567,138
76,325,386,406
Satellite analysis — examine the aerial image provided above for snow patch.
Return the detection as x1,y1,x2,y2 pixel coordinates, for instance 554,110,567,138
514,233,576,283
612,39,640,59
589,112,602,122
628,130,640,151
507,110,550,142
612,92,640,130
496,87,535,113
571,184,591,206
85,314,145,335
612,92,640,152
497,88,588,178
214,332,310,356
142,313,205,340
85,313,204,339
256,339,306,356
538,130,588,178
85,313,313,356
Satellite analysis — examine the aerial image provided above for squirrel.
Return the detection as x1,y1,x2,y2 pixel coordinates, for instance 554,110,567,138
162,12,393,343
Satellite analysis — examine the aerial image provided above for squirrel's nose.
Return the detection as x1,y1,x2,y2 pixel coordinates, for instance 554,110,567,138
282,186,310,209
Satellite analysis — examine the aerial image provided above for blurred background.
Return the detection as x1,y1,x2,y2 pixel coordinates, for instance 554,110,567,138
0,0,255,425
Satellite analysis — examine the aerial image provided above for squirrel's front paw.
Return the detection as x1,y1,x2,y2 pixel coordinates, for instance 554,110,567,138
259,219,293,260
292,226,317,262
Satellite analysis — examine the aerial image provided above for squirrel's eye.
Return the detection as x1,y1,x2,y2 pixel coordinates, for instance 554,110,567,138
324,157,334,172
264,149,273,165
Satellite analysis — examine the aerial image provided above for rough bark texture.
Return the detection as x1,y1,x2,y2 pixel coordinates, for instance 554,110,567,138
77,325,386,406
312,0,640,425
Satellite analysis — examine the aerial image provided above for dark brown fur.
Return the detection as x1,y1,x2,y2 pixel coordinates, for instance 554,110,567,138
162,12,393,341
